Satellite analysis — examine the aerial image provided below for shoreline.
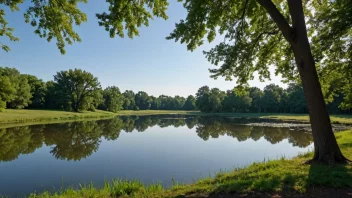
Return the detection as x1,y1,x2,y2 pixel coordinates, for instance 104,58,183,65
1,109,352,126
18,130,352,198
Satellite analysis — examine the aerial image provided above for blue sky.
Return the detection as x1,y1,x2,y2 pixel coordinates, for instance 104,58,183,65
1,1,284,97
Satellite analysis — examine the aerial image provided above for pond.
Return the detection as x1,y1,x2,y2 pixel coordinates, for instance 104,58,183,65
0,115,314,197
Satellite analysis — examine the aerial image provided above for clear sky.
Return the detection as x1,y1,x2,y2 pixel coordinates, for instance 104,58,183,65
1,1,285,97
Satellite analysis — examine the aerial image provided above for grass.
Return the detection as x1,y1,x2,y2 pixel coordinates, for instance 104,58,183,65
1,109,352,125
26,130,352,198
0,109,116,124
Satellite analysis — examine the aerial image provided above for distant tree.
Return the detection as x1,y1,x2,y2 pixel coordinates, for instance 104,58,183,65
159,95,173,110
249,87,264,113
44,81,60,109
54,69,101,112
0,75,14,111
174,96,186,110
183,95,197,110
135,91,151,110
208,88,226,112
24,75,47,109
222,87,252,113
262,84,284,113
0,67,31,109
150,96,161,110
195,86,211,112
122,90,136,110
286,83,307,113
101,86,124,113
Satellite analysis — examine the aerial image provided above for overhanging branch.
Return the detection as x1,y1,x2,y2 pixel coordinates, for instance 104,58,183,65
256,0,294,44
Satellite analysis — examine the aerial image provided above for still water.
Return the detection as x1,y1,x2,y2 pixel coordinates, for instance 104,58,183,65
0,115,313,197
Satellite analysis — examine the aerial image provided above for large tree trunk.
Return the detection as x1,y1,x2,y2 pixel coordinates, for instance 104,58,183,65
258,0,347,164
287,0,346,163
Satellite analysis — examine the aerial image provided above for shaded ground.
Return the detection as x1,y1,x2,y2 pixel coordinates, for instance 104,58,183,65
184,187,352,198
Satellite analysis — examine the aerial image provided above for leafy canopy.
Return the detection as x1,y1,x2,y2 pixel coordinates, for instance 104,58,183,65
1,0,351,108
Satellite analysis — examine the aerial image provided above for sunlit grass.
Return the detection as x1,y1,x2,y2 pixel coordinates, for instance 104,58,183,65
23,130,352,198
0,109,116,124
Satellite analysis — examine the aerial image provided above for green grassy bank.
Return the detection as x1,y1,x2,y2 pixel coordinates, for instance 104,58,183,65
25,130,352,198
1,109,352,125
0,109,116,124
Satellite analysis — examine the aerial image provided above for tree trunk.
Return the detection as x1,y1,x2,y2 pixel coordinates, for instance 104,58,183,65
287,0,346,163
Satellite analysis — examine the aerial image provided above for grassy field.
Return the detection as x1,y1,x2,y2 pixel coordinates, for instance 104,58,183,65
26,130,352,198
0,109,116,124
1,109,352,125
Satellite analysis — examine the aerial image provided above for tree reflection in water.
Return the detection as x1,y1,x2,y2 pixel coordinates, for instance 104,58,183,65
0,115,313,162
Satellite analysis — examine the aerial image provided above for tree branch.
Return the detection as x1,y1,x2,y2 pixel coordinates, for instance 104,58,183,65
256,0,294,44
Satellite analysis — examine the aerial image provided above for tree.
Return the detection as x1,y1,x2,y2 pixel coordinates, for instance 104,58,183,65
286,83,307,113
98,0,350,162
262,84,284,113
24,74,47,109
249,87,264,113
150,96,161,110
135,91,151,110
0,75,14,111
174,95,186,110
207,88,226,112
166,0,349,163
0,67,31,109
222,87,252,113
122,90,136,110
195,86,211,112
101,86,124,112
183,95,197,110
44,81,60,109
54,69,101,112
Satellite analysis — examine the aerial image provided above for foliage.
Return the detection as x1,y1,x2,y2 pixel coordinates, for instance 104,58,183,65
101,86,124,113
0,67,31,109
24,74,47,108
1,0,351,112
0,66,351,114
183,95,197,110
134,91,151,110
195,86,210,112
123,90,136,110
311,0,352,109
54,69,101,112
222,87,252,113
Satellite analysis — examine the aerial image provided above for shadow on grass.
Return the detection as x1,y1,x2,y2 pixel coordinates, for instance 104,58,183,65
171,161,352,198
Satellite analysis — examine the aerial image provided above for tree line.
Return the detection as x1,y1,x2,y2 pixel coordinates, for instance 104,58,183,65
0,67,196,112
0,115,312,162
195,84,352,114
1,66,351,114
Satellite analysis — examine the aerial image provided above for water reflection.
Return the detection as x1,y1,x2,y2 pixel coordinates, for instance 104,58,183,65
0,115,313,162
